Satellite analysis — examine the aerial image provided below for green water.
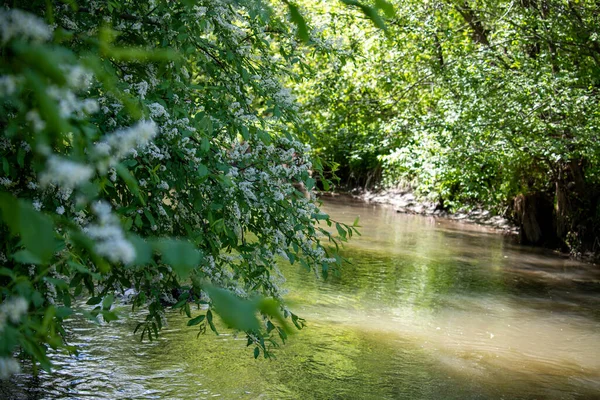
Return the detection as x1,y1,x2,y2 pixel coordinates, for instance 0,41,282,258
3,197,600,399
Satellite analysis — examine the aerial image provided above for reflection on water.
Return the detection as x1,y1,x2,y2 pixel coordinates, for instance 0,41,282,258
3,196,600,399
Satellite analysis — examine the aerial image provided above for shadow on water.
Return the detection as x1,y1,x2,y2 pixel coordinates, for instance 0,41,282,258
2,196,600,399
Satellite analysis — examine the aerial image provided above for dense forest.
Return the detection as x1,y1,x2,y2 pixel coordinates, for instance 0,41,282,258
296,0,600,256
1,0,599,381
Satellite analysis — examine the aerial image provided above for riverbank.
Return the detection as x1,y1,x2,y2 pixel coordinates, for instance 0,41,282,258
325,189,518,235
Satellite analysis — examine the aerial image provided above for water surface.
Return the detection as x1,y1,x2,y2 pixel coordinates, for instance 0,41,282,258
3,196,600,399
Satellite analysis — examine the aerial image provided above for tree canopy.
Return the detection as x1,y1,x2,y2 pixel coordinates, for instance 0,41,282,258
295,0,600,251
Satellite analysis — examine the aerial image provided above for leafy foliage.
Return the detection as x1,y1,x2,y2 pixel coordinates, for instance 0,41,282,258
295,0,600,250
0,0,369,376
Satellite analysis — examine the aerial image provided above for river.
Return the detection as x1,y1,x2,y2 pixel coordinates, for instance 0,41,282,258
3,197,600,399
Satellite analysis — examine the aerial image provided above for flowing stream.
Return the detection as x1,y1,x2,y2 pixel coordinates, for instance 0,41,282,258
3,196,600,399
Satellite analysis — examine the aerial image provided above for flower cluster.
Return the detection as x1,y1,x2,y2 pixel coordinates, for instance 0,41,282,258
0,8,52,44
84,202,136,265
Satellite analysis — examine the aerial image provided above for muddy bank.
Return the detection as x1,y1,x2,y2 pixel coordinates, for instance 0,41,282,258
330,189,519,235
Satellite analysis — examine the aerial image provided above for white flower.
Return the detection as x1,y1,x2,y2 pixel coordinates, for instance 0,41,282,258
157,204,168,216
148,102,168,119
85,201,136,264
57,187,73,201
94,142,111,156
46,86,94,119
0,296,28,340
92,200,112,223
2,297,28,323
0,177,12,187
0,9,52,44
39,156,94,188
0,75,20,96
273,87,296,108
157,181,169,190
83,99,99,114
26,110,46,132
95,120,158,161
194,6,207,18
0,357,21,379
32,198,42,211
135,81,149,99
62,65,93,89
56,206,65,215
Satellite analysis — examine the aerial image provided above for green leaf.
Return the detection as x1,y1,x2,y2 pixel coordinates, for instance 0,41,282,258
205,286,260,332
102,294,114,310
86,296,102,305
187,314,205,326
201,137,211,152
56,307,73,318
143,209,156,226
375,0,395,18
0,194,57,264
287,3,310,42
12,249,43,265
254,347,260,359
102,310,119,322
313,213,329,220
0,268,16,280
156,239,201,278
340,0,387,31
129,235,152,265
116,163,143,202
206,309,218,334
197,164,208,178
335,223,347,238
258,298,292,334
358,5,387,31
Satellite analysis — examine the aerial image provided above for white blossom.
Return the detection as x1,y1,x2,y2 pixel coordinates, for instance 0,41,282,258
82,99,99,114
39,156,94,188
26,110,46,132
157,181,169,190
0,357,21,379
135,81,149,99
95,120,158,161
0,177,12,187
148,102,168,119
0,75,19,96
62,65,93,89
108,168,117,182
0,9,52,44
0,297,28,337
32,198,42,211
85,201,136,264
